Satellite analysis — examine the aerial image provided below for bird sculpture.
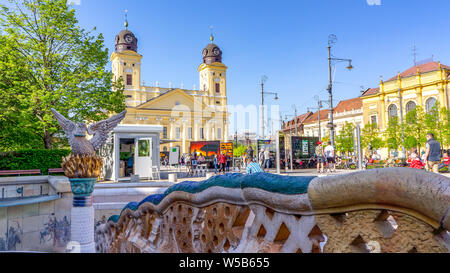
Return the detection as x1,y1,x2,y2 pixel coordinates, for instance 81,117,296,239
51,108,127,156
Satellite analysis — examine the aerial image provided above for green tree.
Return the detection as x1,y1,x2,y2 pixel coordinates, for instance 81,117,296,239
233,144,247,157
424,104,441,144
335,122,355,154
384,116,401,152
404,106,426,153
439,107,450,149
0,0,125,151
361,122,383,151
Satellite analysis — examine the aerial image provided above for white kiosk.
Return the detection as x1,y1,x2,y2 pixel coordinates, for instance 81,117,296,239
100,124,163,181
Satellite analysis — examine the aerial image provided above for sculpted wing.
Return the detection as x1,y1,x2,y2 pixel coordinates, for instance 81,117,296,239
88,110,127,151
51,108,75,136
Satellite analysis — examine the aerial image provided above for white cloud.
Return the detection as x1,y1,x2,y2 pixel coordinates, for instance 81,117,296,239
67,0,81,5
366,0,381,5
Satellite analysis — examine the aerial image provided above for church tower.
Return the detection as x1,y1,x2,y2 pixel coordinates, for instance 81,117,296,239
111,14,143,107
198,34,229,142
198,34,228,108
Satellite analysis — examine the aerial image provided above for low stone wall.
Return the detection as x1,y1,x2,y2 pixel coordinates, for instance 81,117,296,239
95,169,450,253
0,176,72,252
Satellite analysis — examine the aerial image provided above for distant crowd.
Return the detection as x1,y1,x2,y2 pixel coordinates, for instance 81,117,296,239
160,132,449,176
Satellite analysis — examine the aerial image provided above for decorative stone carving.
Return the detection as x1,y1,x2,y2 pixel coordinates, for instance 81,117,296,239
95,170,449,253
51,108,126,156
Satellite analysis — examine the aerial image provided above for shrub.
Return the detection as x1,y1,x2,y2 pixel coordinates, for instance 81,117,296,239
0,149,71,175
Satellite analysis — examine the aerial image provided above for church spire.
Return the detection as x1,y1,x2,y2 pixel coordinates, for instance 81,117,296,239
124,9,129,29
210,25,214,43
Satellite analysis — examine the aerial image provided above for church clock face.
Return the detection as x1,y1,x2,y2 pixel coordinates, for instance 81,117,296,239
213,47,220,56
124,34,133,43
202,49,208,57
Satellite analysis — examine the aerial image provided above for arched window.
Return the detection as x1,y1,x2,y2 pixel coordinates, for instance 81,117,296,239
388,104,398,120
425,97,437,113
405,101,416,113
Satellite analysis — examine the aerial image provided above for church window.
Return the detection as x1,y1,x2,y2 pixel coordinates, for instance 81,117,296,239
388,104,398,120
370,115,378,126
126,74,132,85
124,62,127,66
200,128,204,139
216,101,220,104
163,127,168,139
175,127,180,140
215,83,220,93
425,97,437,113
406,101,416,113
188,127,192,139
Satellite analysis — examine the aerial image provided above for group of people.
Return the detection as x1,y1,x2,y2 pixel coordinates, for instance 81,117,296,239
213,152,231,174
406,133,449,173
314,141,336,174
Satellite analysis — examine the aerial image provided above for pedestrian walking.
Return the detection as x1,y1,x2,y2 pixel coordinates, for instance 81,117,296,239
218,152,227,174
424,133,441,173
258,149,264,167
263,148,271,171
213,154,219,174
324,142,336,172
315,141,325,173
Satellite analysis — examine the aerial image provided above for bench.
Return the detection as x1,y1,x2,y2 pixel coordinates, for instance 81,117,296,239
48,168,64,175
0,169,42,176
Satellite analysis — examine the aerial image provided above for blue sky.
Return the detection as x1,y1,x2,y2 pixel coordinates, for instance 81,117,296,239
9,0,450,134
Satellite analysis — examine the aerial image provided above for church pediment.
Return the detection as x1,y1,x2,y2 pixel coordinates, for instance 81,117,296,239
135,89,213,112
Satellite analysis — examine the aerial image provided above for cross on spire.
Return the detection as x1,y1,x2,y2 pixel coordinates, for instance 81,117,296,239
124,9,129,29
210,25,214,43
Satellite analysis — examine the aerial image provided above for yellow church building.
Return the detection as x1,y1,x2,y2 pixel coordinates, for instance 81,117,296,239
361,61,449,157
111,23,229,154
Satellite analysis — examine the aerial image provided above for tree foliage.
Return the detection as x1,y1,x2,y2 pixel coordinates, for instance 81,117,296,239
361,122,383,150
233,144,247,157
0,0,125,151
384,116,401,151
404,106,426,152
335,122,355,154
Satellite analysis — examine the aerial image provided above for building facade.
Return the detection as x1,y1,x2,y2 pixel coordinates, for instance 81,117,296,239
112,26,229,154
361,61,449,130
284,97,363,140
361,61,449,157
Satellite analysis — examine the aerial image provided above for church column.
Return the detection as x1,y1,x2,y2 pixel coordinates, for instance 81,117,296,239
69,179,96,253
182,123,187,154
380,95,386,129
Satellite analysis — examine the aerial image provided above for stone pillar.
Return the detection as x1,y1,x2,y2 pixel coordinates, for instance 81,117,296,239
379,95,386,129
69,178,96,253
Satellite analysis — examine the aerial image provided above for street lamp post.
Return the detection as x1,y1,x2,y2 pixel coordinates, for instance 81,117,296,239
284,113,297,172
308,97,326,140
260,76,278,140
327,34,353,148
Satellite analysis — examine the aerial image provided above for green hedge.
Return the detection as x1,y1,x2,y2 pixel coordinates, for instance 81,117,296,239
0,149,71,175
